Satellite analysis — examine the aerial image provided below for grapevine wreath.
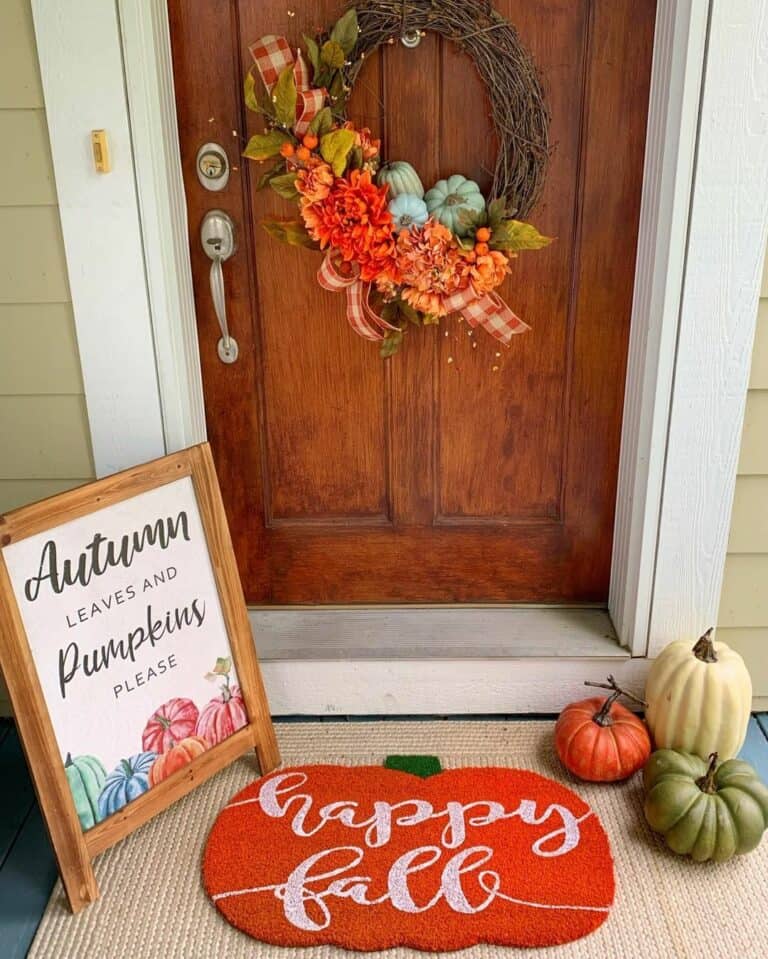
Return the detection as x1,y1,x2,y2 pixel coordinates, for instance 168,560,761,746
244,2,551,356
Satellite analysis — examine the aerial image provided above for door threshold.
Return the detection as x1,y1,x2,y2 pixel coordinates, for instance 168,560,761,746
248,607,646,715
249,606,625,661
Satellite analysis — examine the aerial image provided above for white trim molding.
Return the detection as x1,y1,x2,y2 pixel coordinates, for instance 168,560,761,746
31,0,167,476
118,0,207,453
610,0,709,653
647,0,768,654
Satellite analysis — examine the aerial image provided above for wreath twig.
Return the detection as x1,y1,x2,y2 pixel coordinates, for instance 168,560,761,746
347,0,550,216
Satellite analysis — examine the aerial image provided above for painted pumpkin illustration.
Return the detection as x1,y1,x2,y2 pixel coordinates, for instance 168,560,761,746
555,677,651,781
149,735,208,786
142,697,200,754
197,661,248,746
98,752,156,819
65,753,107,830
203,764,615,951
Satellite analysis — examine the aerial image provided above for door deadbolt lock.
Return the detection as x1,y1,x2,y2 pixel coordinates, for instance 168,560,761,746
196,142,230,191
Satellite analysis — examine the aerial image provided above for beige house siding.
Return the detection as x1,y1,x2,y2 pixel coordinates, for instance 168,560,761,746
0,0,94,711
719,250,768,707
0,0,94,516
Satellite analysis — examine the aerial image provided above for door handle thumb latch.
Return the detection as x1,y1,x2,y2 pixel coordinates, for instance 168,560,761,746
200,210,238,363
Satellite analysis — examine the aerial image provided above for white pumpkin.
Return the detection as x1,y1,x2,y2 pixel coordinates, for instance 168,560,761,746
645,628,752,760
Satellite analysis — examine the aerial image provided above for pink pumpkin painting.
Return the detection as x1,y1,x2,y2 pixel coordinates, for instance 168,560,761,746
196,683,247,746
142,697,199,754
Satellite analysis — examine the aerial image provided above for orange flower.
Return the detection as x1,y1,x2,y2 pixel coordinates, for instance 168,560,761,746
387,220,471,316
295,161,334,202
300,169,397,282
470,249,510,293
343,121,381,161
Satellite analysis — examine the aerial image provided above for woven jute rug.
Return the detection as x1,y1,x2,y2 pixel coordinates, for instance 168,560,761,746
29,721,768,959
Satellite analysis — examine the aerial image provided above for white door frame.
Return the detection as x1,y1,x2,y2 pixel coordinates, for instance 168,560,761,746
30,1,768,710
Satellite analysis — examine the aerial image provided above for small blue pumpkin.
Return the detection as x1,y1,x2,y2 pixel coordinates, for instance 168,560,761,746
98,751,156,819
388,193,429,232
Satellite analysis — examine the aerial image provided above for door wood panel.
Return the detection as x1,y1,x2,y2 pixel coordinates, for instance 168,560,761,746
168,0,656,603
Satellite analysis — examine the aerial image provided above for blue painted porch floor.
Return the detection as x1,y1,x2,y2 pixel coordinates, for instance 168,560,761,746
1,714,767,958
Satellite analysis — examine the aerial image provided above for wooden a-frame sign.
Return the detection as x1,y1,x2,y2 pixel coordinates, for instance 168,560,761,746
0,444,279,912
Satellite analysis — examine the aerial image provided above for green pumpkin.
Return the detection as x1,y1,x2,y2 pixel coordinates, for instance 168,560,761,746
644,749,768,862
424,174,486,236
65,752,107,830
377,161,424,199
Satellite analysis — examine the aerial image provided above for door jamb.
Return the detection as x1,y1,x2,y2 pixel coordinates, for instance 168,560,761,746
30,0,768,664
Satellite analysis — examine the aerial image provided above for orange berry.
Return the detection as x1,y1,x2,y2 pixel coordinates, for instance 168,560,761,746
475,226,491,242
302,133,319,149
296,146,311,161
279,142,295,158
475,241,490,256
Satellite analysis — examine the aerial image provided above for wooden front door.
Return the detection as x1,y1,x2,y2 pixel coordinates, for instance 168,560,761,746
168,1,655,604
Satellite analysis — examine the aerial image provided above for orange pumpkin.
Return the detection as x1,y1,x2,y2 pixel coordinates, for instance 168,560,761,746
555,677,651,782
148,735,209,786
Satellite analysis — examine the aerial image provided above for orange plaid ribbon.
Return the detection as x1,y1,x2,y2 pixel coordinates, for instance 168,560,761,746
441,285,530,344
317,254,400,341
249,35,325,136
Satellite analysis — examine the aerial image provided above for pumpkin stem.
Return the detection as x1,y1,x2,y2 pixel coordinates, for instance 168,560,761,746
65,752,73,767
121,758,133,778
221,672,232,703
585,674,647,727
692,627,717,663
696,752,719,794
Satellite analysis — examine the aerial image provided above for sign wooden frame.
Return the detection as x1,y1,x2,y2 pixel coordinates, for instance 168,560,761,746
0,443,279,912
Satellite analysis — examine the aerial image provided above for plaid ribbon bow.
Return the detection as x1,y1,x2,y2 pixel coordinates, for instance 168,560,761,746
249,35,325,136
317,254,401,341
441,286,530,344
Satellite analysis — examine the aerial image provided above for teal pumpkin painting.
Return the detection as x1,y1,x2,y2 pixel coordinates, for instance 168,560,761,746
65,753,107,830
98,752,156,819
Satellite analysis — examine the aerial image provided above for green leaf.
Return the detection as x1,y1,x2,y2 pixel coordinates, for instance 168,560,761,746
380,328,404,358
486,198,507,229
273,64,298,128
320,127,357,176
243,129,292,161
269,171,299,200
308,106,333,137
348,145,364,170
380,301,398,324
422,313,440,326
331,8,359,55
397,299,420,325
262,218,320,249
328,70,347,113
321,39,346,69
456,207,482,232
490,219,554,252
255,162,282,190
303,34,321,74
213,656,232,675
244,69,275,117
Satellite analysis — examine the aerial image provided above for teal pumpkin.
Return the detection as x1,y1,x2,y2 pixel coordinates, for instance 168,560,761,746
388,193,429,231
377,161,424,199
425,174,486,236
65,752,107,830
644,749,768,862
98,752,156,819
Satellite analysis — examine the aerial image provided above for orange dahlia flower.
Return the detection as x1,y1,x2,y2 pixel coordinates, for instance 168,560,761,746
470,249,510,293
343,121,381,161
300,169,397,283
295,161,334,202
389,220,471,316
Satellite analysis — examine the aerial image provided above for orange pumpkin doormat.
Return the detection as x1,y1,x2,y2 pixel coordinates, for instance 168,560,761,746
203,762,614,952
